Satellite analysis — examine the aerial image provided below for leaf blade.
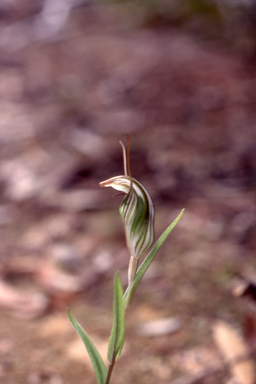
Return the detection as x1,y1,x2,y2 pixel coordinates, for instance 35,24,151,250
123,209,184,308
107,272,125,363
67,309,107,384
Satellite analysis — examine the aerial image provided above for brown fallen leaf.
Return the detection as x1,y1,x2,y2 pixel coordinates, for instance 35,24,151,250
0,280,48,320
137,317,182,337
233,275,256,303
213,320,255,384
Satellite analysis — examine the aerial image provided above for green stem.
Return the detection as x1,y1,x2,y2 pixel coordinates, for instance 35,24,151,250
105,358,116,384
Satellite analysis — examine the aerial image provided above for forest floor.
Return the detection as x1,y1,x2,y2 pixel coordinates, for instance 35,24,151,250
0,2,256,384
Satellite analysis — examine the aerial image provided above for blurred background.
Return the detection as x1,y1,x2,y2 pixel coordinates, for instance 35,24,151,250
0,0,256,383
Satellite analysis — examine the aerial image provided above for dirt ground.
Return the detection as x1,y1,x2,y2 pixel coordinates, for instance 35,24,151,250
0,2,256,384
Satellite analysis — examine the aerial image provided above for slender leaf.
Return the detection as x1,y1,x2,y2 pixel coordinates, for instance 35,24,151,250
107,272,125,363
67,309,107,384
123,209,184,308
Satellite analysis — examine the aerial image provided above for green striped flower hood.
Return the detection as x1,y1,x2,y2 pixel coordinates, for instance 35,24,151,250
100,140,155,259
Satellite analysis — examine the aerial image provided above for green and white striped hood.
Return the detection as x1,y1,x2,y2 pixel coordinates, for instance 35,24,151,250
100,176,154,259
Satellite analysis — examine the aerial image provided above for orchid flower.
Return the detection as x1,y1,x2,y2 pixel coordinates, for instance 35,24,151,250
100,139,155,287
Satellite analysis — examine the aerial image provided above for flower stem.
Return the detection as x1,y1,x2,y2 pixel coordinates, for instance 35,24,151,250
105,358,116,384
128,256,138,288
